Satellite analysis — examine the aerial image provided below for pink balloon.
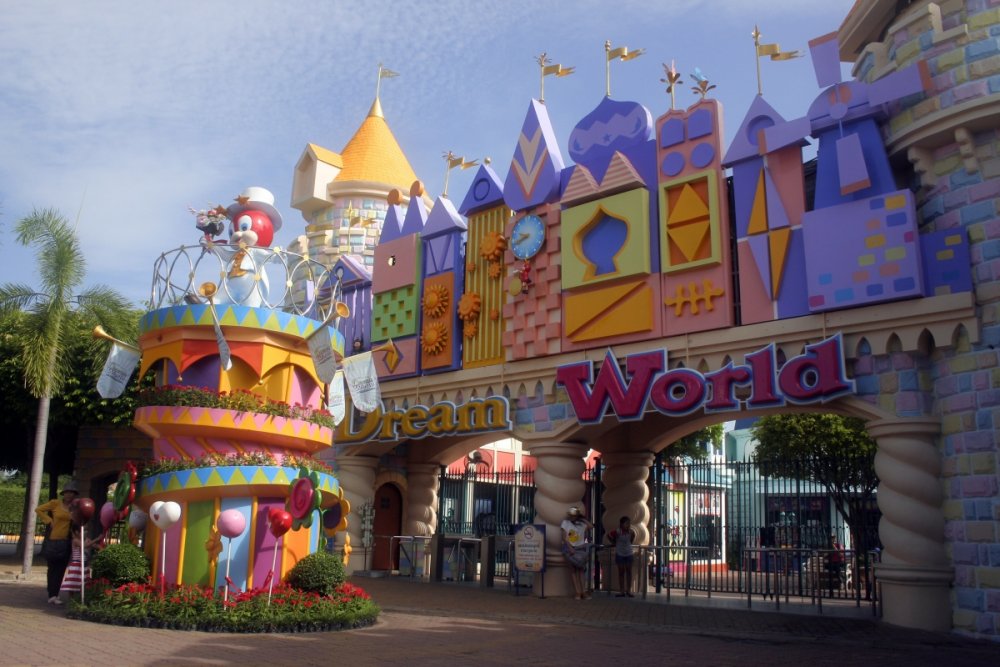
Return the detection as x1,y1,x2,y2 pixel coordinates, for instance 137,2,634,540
99,501,116,529
216,509,246,539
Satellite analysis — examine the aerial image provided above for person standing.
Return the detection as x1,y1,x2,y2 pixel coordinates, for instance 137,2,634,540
607,516,637,597
560,506,593,600
35,481,78,605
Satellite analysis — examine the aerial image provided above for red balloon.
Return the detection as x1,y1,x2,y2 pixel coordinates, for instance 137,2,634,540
268,510,293,538
75,498,96,522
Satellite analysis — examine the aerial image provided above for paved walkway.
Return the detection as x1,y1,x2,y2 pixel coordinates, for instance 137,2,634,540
1,566,997,667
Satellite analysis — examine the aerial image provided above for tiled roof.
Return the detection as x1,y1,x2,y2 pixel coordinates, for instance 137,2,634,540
334,99,420,189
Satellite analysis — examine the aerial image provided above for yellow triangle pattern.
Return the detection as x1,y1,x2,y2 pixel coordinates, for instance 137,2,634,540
768,227,792,296
219,307,240,326
667,183,710,226
565,280,646,337
229,469,249,486
273,469,290,485
240,309,262,329
261,312,281,331
748,169,768,235
178,309,197,326
165,475,184,492
205,469,226,487
161,310,179,329
668,220,710,262
250,468,271,485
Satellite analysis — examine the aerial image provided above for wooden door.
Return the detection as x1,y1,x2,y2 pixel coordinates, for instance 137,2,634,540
372,483,403,571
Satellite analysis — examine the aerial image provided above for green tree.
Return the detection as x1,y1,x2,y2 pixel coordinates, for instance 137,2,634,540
668,424,724,461
751,414,879,550
0,209,135,575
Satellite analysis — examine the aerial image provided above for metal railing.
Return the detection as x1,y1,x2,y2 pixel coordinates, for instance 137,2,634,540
149,244,339,319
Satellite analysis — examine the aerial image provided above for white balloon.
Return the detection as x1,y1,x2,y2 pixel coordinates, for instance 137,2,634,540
150,500,182,530
128,509,148,530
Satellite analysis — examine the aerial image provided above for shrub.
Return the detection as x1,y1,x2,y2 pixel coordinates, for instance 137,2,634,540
91,543,151,586
286,551,345,596
69,580,378,633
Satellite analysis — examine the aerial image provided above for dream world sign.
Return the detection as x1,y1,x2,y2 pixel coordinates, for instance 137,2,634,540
555,333,855,424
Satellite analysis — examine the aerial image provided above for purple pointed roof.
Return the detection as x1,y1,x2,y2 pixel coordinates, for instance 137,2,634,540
458,163,505,216
723,95,788,166
400,192,428,236
503,99,565,211
378,203,405,243
568,97,652,183
333,254,372,285
424,196,467,237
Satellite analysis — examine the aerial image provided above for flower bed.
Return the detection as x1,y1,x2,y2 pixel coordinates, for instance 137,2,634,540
137,385,335,429
68,580,379,633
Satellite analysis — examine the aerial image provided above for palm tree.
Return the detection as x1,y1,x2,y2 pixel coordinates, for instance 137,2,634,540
0,208,135,575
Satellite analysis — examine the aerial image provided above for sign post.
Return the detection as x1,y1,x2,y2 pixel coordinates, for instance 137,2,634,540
513,524,546,597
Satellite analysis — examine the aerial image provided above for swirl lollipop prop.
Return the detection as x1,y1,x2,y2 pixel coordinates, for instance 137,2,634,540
216,510,247,605
266,508,292,606
149,501,182,596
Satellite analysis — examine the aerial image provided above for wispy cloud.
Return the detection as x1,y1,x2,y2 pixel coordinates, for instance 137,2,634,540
0,0,855,305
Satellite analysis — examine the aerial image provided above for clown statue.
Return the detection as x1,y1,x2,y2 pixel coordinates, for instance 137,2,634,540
217,186,282,307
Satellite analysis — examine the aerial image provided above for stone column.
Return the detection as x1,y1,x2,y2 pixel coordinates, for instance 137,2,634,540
529,441,590,597
404,463,440,537
336,456,378,573
600,451,654,593
868,417,953,632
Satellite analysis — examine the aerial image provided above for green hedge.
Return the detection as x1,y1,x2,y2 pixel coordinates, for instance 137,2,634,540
0,486,30,524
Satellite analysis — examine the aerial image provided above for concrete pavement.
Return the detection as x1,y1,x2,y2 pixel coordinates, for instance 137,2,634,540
1,569,997,667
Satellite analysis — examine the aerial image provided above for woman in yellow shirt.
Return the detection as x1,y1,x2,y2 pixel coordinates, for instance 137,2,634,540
35,482,79,604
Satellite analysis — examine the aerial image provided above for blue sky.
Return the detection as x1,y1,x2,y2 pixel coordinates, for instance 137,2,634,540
0,0,856,307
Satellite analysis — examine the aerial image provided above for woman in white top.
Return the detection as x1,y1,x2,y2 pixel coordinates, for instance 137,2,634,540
560,506,593,600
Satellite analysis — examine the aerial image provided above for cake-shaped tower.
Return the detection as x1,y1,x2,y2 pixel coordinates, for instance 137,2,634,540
135,186,349,590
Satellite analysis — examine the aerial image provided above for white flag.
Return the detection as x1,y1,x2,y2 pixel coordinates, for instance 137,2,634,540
341,352,381,413
329,371,346,426
306,326,337,384
96,343,140,398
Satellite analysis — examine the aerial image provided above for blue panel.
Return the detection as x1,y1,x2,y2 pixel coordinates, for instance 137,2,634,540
661,152,685,177
690,143,716,169
687,108,713,139
660,118,685,147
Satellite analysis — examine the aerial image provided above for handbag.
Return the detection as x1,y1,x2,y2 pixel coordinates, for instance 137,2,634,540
40,523,70,561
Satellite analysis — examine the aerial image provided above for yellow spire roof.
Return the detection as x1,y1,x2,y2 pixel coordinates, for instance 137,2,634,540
334,98,420,188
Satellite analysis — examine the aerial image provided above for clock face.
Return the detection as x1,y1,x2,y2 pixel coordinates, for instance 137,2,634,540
510,214,545,260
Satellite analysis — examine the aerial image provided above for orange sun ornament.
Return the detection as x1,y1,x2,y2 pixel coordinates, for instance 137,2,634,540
458,292,482,322
488,261,502,279
479,231,507,262
422,284,449,318
421,321,448,355
489,308,499,321
466,260,477,274
464,321,478,339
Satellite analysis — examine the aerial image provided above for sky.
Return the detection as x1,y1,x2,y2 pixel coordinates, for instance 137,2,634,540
0,0,857,308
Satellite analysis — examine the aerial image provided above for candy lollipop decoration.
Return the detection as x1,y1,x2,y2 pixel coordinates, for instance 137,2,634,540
286,468,323,530
266,509,293,606
71,498,95,605
149,501,182,595
216,510,247,605
128,509,147,547
100,502,117,531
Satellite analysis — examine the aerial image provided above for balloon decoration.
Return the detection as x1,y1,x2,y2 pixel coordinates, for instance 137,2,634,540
150,501,182,530
285,468,322,530
149,500,183,595
128,509,147,546
216,510,247,605
217,510,247,539
266,508,294,606
267,508,292,538
75,498,96,522
112,464,138,521
99,501,117,530
128,509,147,531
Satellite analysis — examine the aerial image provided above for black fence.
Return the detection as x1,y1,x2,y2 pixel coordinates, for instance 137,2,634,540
438,467,535,537
435,454,881,605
